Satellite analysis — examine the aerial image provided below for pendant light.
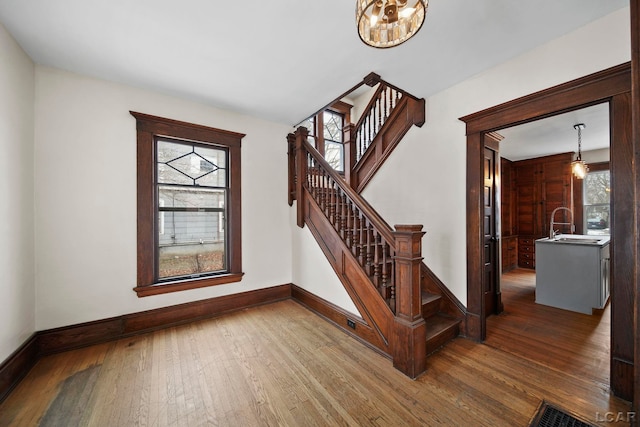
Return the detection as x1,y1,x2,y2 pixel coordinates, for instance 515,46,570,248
356,0,428,48
571,123,588,179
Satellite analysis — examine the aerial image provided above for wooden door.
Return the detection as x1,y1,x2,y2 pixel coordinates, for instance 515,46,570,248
483,146,498,315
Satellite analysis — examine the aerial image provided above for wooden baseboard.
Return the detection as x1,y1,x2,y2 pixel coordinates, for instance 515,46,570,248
611,356,633,402
0,334,39,403
291,285,390,359
0,284,292,403
3,283,398,403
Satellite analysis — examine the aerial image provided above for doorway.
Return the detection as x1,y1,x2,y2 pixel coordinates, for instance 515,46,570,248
460,63,633,400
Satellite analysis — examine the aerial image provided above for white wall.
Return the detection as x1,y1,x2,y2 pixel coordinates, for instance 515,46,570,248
0,23,35,362
292,7,631,310
34,67,293,330
291,212,360,316
583,148,610,164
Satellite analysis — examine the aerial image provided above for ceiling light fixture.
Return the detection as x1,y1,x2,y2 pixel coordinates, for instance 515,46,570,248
356,0,428,48
572,123,589,179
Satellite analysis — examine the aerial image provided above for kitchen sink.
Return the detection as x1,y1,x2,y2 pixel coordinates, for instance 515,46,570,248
554,237,602,244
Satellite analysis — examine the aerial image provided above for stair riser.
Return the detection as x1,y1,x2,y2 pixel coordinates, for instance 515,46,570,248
426,324,460,355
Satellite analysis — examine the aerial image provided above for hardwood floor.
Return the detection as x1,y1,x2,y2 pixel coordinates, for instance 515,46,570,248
487,268,612,387
0,294,631,426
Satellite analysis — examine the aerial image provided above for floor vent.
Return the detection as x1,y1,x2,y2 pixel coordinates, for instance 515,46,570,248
529,401,596,427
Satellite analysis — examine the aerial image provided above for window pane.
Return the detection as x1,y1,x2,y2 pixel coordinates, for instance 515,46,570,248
296,117,316,137
325,141,344,172
585,204,609,235
156,138,229,281
584,170,610,204
584,170,610,235
158,187,226,279
323,111,343,143
157,139,227,187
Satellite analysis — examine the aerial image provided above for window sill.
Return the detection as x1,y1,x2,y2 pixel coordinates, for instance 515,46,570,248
133,272,244,297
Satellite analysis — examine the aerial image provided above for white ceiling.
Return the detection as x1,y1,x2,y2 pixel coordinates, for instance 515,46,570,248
499,103,611,161
0,0,628,128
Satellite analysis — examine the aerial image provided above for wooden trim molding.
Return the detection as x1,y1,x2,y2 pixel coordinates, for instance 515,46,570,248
291,285,390,359
38,285,291,355
1,284,394,403
0,334,39,403
0,285,291,403
130,111,244,297
460,62,634,400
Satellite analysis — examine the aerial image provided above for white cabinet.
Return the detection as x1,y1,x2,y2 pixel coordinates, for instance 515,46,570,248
535,235,610,314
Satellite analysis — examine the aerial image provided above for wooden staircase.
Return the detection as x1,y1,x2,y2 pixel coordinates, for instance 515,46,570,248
421,291,461,354
287,74,465,378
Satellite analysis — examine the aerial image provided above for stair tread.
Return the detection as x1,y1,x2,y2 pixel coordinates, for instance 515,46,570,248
421,291,441,305
424,314,461,341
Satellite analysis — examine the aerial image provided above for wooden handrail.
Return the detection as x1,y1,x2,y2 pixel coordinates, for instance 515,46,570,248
302,138,396,248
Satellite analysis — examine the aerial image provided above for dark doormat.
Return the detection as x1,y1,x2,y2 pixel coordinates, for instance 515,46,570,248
529,401,597,427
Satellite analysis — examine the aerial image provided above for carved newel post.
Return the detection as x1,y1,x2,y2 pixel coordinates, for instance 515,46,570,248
392,224,427,378
294,126,309,228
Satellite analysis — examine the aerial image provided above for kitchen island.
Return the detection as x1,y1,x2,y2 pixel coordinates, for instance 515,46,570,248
535,234,610,314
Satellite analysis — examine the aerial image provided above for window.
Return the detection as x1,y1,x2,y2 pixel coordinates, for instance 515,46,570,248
131,112,244,297
297,101,351,172
584,167,610,235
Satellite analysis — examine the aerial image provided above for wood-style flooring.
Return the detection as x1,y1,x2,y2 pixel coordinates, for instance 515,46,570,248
486,268,611,387
0,274,631,426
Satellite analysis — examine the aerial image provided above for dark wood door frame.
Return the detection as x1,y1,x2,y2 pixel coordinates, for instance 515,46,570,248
460,63,634,401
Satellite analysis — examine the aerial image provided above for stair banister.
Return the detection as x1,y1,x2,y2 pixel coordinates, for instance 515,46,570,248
297,126,396,252
291,126,428,378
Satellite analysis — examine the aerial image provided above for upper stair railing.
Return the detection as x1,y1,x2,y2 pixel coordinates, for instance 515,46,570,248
353,81,405,162
344,73,425,192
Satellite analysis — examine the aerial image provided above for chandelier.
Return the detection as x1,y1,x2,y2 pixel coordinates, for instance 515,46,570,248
571,123,589,179
356,0,428,48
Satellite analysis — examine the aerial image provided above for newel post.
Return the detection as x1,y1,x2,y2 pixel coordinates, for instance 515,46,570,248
294,126,309,228
343,123,357,188
391,224,427,378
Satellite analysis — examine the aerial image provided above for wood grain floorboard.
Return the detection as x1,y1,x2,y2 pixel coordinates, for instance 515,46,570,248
486,268,612,387
0,295,631,426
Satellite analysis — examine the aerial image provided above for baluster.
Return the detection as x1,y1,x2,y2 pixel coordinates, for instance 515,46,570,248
321,169,328,212
388,253,396,313
345,199,354,247
377,93,382,133
383,86,388,121
312,164,318,203
339,193,347,240
358,214,366,266
381,240,388,292
328,181,336,225
306,152,312,191
333,187,342,233
351,208,360,257
364,111,373,151
373,232,381,289
365,222,373,275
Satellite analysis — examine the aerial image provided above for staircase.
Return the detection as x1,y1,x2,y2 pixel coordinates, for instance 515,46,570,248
287,74,464,378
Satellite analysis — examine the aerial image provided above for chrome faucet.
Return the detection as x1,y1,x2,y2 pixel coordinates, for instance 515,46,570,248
550,207,575,239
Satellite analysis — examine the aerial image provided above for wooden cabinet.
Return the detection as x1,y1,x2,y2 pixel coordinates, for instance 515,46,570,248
512,153,573,269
